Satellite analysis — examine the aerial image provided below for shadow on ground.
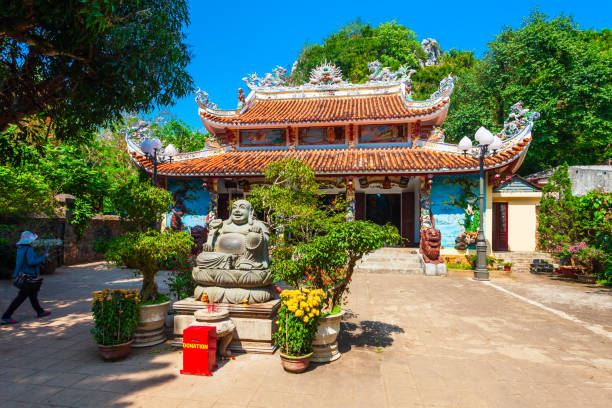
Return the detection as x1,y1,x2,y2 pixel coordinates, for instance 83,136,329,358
338,320,405,353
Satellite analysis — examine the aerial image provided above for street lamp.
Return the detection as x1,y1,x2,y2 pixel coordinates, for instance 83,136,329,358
140,137,177,186
458,127,503,281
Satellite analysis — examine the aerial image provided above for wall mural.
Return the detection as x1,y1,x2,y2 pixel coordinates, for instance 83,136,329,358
166,179,210,231
359,125,404,143
240,129,285,146
429,175,479,249
298,127,344,145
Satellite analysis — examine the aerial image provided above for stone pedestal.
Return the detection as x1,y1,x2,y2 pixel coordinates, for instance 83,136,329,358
189,309,235,357
173,298,280,354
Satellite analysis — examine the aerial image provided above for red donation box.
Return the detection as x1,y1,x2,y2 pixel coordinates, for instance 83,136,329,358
181,326,217,376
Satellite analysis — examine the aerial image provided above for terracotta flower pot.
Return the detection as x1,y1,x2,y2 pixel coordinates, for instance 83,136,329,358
97,340,133,361
133,301,170,347
312,310,345,363
280,351,313,373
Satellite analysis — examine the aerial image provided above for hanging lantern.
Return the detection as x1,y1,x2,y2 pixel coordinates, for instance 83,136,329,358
359,177,368,188
383,177,391,189
399,176,410,188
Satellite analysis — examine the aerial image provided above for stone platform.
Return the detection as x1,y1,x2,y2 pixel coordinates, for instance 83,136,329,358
172,297,280,353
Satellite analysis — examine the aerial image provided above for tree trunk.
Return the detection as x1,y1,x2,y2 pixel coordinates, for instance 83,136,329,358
140,271,158,303
331,256,359,309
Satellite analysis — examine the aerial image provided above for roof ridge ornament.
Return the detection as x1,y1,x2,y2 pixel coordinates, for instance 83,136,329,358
242,66,288,89
499,101,540,139
429,74,457,100
367,60,416,84
195,88,218,109
309,61,345,85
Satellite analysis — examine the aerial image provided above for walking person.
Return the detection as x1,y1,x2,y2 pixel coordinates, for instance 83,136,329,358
1,231,52,324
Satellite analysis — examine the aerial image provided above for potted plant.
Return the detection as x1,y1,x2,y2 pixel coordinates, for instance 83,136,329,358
32,238,63,274
91,288,140,360
105,230,193,347
273,288,325,373
502,262,513,272
283,221,400,363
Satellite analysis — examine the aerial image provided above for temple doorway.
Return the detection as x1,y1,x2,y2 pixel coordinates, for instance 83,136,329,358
365,193,402,234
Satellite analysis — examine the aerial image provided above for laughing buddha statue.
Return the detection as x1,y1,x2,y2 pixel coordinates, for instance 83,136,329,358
193,200,275,304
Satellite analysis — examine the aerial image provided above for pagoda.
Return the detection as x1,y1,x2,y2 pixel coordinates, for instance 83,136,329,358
128,62,541,254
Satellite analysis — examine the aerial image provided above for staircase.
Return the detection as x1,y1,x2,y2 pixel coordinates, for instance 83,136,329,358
491,251,556,274
354,247,423,274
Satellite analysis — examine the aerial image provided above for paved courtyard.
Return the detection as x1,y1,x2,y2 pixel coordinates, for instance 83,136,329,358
1,263,611,408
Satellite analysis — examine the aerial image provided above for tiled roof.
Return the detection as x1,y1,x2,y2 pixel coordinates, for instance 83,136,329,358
132,137,530,177
200,95,449,126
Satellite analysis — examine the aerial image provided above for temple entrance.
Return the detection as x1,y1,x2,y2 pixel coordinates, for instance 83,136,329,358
365,193,402,234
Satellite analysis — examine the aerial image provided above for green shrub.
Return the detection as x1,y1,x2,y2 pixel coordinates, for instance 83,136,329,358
110,179,173,232
91,289,140,345
166,253,197,300
105,231,193,302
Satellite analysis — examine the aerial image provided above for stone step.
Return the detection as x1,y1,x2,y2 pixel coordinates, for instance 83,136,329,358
355,266,423,275
359,256,421,263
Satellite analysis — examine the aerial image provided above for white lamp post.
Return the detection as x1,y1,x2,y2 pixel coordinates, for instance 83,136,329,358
458,127,502,281
140,138,177,186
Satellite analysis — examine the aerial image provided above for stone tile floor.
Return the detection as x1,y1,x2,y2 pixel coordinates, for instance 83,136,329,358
0,262,611,407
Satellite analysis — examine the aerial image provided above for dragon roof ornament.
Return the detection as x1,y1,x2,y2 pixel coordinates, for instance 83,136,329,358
429,74,457,100
242,66,288,89
309,61,345,85
367,60,416,84
499,101,540,139
195,88,218,109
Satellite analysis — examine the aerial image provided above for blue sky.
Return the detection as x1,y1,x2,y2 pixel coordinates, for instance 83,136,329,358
164,0,611,130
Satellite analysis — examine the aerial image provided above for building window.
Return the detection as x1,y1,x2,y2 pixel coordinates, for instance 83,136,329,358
359,125,404,143
239,129,285,146
298,126,345,145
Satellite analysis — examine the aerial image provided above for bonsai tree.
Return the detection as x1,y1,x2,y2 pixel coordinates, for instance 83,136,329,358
110,178,173,232
105,230,193,303
288,221,400,311
250,158,401,311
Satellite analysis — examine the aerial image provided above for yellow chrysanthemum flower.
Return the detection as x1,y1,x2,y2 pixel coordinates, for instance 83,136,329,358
303,316,309,323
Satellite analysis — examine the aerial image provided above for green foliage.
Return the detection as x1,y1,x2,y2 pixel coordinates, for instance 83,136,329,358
412,50,476,100
251,158,400,310
291,20,423,84
91,289,140,346
1,0,193,142
273,288,325,356
110,179,173,232
0,165,55,217
166,253,197,300
105,231,193,302
443,12,612,174
538,165,612,280
538,164,578,250
151,119,208,153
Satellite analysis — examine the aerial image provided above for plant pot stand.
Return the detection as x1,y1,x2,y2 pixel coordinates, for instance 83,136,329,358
312,310,344,363
189,308,236,357
133,301,170,348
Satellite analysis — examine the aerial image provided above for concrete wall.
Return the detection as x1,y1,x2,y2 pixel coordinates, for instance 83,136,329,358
492,192,541,252
569,166,612,196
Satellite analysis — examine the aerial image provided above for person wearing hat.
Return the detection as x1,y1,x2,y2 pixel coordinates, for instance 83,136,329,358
1,231,52,324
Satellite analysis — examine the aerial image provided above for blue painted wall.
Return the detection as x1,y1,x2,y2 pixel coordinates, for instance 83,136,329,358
429,175,480,249
167,179,210,230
